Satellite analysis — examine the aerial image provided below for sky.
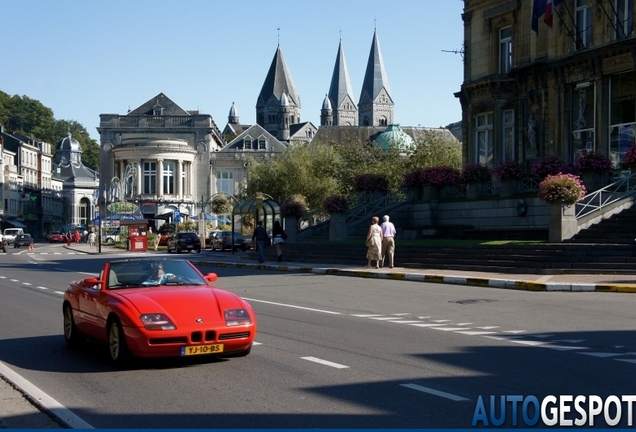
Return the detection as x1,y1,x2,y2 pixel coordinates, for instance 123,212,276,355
1,0,465,142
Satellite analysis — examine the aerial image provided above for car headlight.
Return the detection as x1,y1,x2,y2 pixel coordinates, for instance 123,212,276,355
224,309,252,326
140,314,176,330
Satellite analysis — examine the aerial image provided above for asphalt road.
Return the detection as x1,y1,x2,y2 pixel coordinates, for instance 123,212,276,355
1,244,636,428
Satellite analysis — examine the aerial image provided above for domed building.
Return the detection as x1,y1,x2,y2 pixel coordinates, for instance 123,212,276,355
53,132,99,230
373,124,415,153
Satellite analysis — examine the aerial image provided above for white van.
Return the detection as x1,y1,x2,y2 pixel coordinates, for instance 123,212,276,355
4,228,24,243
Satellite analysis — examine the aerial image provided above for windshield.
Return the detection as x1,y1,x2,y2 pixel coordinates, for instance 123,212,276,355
106,260,208,289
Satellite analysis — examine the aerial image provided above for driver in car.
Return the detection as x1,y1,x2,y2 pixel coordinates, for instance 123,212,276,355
143,263,176,285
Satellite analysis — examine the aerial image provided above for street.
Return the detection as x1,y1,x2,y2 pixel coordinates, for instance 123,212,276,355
1,243,636,427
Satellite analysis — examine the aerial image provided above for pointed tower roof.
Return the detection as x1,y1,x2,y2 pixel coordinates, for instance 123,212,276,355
359,30,392,104
328,40,356,109
257,46,300,107
322,94,332,110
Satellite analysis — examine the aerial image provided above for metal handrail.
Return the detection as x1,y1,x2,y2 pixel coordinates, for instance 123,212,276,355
345,191,404,225
575,172,636,219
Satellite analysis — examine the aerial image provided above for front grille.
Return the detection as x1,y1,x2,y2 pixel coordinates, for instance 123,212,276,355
149,337,188,345
218,332,250,340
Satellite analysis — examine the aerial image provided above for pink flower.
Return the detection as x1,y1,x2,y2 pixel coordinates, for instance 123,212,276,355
322,195,351,213
538,173,586,205
353,174,389,192
280,201,307,218
575,150,614,173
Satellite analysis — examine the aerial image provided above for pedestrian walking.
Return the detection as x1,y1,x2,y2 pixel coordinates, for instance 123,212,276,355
380,214,397,268
73,230,80,244
365,216,383,269
272,220,286,262
252,221,269,263
88,231,96,248
154,234,161,251
66,230,72,246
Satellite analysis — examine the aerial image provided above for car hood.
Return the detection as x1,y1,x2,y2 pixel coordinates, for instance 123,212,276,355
115,286,247,323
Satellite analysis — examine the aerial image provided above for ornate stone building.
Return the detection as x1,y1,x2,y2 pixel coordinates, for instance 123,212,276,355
456,0,635,167
97,93,225,226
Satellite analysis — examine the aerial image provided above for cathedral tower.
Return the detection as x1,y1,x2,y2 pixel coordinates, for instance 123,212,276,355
256,45,301,141
326,40,358,126
358,30,394,127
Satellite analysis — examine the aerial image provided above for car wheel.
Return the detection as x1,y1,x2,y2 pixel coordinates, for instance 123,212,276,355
196,248,201,253
176,246,181,254
63,304,84,346
108,317,130,367
241,246,247,252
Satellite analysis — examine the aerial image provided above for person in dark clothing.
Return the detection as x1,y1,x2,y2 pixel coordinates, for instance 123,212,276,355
252,221,269,263
272,220,284,262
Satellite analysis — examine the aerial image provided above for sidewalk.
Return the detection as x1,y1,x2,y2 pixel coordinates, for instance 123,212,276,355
3,243,636,428
67,242,636,293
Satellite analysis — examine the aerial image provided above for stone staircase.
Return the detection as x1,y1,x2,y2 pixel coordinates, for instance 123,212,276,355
254,241,636,275
567,204,636,244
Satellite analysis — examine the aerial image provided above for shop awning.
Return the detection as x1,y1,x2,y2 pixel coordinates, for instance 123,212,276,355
6,219,27,228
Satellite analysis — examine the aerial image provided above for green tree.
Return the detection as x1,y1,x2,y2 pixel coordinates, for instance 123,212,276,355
246,142,341,211
406,130,462,171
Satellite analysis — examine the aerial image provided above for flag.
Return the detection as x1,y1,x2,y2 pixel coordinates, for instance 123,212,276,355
532,0,547,33
544,0,565,28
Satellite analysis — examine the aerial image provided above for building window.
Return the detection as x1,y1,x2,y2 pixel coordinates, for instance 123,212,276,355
244,137,252,150
163,161,175,195
616,0,634,39
216,171,234,195
143,162,156,194
258,139,266,150
475,113,494,166
575,0,592,50
572,83,596,160
499,27,512,74
502,110,515,162
609,72,636,165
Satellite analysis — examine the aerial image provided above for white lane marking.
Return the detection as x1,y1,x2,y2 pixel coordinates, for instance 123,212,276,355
476,326,499,329
580,352,623,358
351,314,383,317
400,383,470,402
417,316,431,319
456,331,498,336
301,357,349,369
431,319,451,323
252,341,262,346
10,279,19,282
457,322,473,326
53,291,65,295
36,286,48,290
616,359,636,364
242,298,341,315
391,313,410,316
22,282,32,286
432,327,472,332
0,361,94,429
410,323,445,328
0,276,5,279
370,316,405,321
503,330,526,334
388,320,425,324
507,340,548,347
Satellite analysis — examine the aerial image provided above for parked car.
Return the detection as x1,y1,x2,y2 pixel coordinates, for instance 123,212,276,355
3,228,23,244
167,232,202,253
14,233,33,248
62,258,257,366
102,230,121,245
210,230,249,251
47,231,65,243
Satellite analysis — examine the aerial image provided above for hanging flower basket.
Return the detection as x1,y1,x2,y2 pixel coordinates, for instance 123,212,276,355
538,173,586,206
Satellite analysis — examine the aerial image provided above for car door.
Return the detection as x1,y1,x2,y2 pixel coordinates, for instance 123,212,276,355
76,278,106,340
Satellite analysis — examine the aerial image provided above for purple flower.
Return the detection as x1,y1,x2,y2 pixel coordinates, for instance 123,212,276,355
280,200,307,218
574,150,614,173
623,143,636,165
353,174,389,192
531,155,576,178
495,160,526,181
461,163,492,183
538,173,586,205
322,194,351,213
402,166,461,188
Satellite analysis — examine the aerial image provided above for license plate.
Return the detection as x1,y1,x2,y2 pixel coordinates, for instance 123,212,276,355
181,344,224,356
187,245,193,249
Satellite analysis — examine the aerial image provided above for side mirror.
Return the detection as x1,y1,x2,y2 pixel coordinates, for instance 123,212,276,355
83,277,102,289
204,273,218,282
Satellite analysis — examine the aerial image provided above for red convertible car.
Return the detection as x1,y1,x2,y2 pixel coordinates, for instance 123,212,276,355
63,258,257,366
47,231,66,243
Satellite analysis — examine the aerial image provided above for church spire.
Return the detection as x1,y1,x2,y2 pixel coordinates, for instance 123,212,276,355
358,29,393,127
256,45,301,139
327,39,358,126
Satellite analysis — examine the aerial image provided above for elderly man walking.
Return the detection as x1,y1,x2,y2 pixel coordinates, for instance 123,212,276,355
380,215,397,268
